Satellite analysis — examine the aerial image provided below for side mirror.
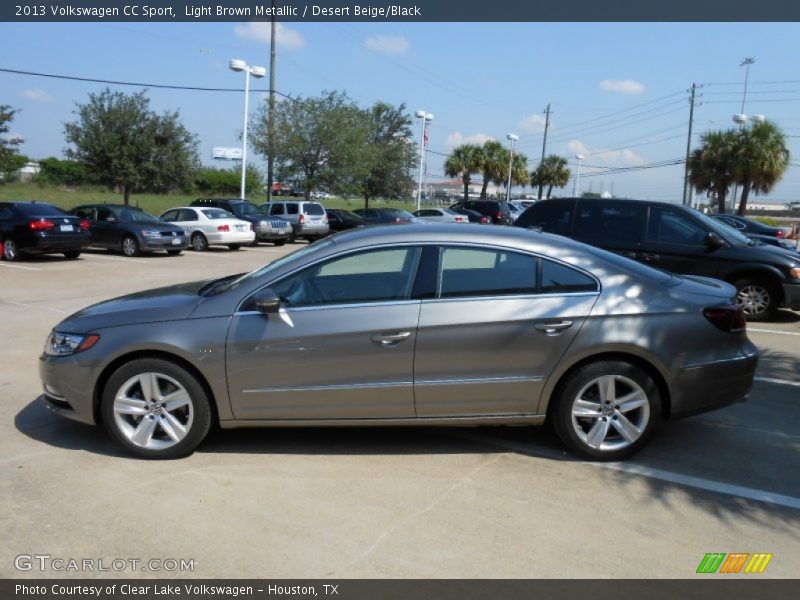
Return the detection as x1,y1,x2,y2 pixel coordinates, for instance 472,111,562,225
253,288,281,314
707,231,725,249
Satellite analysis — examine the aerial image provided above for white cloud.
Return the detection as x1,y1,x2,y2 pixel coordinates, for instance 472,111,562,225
518,113,548,134
363,35,409,55
233,22,306,51
566,139,645,167
21,89,53,103
599,79,646,95
445,132,494,147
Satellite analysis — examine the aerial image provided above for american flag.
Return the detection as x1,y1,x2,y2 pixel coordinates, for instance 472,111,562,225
423,122,430,147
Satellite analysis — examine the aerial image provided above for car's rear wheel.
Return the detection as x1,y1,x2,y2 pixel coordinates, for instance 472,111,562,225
227,244,241,251
63,251,81,259
3,239,21,261
121,235,140,257
550,361,661,461
191,232,208,252
101,358,212,459
734,278,778,321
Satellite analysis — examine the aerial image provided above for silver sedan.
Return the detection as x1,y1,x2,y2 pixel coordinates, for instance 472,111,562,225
413,208,469,223
39,224,757,460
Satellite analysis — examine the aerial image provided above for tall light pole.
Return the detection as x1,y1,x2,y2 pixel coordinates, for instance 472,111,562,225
572,154,584,196
266,2,277,203
230,59,266,200
415,110,433,211
731,58,755,210
506,133,518,202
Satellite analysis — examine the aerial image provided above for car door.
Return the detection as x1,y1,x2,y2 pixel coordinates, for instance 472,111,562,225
226,245,424,420
572,199,646,261
640,205,720,277
413,245,599,417
91,206,118,247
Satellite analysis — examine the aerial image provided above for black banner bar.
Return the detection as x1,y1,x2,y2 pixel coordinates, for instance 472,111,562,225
4,0,800,22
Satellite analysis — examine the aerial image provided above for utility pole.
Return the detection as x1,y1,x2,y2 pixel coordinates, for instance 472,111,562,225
537,103,551,200
682,83,697,206
266,0,277,203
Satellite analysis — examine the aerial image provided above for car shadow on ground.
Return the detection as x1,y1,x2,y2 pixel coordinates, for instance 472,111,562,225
769,309,800,324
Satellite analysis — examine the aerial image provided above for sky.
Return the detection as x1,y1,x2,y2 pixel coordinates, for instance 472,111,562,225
1,21,800,202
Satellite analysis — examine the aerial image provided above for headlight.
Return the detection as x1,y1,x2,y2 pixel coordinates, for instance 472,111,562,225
141,229,162,237
259,221,268,228
790,267,800,279
44,331,100,357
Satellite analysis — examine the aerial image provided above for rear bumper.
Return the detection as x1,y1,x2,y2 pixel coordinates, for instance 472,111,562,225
207,231,255,245
22,232,91,254
781,282,800,310
671,348,758,419
292,224,330,237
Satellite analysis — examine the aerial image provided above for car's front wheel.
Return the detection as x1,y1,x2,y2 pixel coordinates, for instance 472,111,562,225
101,358,212,459
121,235,140,257
550,360,661,461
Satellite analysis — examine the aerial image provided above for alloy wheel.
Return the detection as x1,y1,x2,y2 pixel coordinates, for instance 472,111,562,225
736,284,770,317
112,372,194,450
570,374,650,452
122,237,138,257
3,240,17,260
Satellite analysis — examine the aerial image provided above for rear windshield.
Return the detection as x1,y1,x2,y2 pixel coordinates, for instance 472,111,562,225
202,209,233,220
303,203,325,215
14,203,66,217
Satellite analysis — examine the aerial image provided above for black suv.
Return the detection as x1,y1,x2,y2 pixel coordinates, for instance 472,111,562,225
190,198,291,245
515,197,800,321
449,200,512,225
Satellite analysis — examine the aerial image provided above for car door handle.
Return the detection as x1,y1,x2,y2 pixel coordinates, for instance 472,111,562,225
371,331,412,346
534,321,573,335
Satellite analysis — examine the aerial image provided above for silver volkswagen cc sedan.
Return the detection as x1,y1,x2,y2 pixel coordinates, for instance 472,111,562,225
39,224,758,460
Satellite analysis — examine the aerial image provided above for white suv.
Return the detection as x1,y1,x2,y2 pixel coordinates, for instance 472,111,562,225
262,201,330,242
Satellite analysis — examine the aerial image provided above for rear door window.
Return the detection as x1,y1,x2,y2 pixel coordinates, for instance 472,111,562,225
179,209,198,222
515,200,574,235
573,201,646,244
287,203,300,215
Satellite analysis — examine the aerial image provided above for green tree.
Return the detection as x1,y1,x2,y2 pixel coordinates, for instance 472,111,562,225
530,155,571,199
0,105,23,180
64,88,199,204
359,101,416,208
195,165,262,196
503,151,530,195
444,144,483,202
35,157,95,186
688,130,738,214
251,90,370,201
732,121,790,215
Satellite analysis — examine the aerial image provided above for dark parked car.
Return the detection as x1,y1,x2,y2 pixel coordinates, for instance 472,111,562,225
0,201,91,261
711,213,785,238
40,224,756,460
189,198,291,245
515,198,800,320
352,208,419,224
325,209,365,232
449,200,513,225
70,204,188,257
451,208,490,224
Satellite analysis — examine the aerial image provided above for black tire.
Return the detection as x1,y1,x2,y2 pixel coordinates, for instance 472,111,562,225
167,250,182,256
550,360,662,461
249,239,259,247
63,251,81,260
273,239,286,247
3,239,22,261
733,278,778,322
121,235,140,257
227,244,241,251
100,358,213,459
191,232,208,252
288,232,297,244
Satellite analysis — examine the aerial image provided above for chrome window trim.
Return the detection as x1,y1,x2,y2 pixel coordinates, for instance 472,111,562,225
234,299,421,316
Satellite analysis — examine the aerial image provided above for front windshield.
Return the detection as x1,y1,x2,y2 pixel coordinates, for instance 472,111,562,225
694,210,751,245
232,202,261,217
115,207,160,223
214,238,336,294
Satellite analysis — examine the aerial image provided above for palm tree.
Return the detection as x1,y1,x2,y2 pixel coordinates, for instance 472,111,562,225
478,140,507,199
445,144,483,202
732,121,790,215
530,155,571,199
688,130,738,214
500,151,530,194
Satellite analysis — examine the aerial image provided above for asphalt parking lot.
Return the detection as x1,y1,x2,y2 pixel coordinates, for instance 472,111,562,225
1,244,799,579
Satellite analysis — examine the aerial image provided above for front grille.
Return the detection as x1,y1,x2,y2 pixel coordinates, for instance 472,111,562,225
270,220,289,229
160,231,181,237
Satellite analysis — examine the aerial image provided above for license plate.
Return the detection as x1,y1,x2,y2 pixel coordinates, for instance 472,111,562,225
60,225,74,232
171,238,181,245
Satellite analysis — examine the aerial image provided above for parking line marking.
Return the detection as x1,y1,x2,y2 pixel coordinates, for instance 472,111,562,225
749,328,800,337
0,262,40,271
754,376,800,388
82,253,148,263
0,298,63,313
454,432,800,511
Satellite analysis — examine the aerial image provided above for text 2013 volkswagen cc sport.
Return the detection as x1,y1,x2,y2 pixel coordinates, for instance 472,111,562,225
39,224,758,460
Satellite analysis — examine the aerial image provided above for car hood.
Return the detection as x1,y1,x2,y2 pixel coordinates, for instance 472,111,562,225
56,280,210,332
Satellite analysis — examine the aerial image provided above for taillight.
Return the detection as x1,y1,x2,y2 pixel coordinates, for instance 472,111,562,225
79,219,90,230
217,225,230,232
395,217,401,223
480,217,489,224
29,219,55,231
496,210,502,219
703,304,746,332
250,223,254,231
455,216,465,222
299,214,305,224
776,230,785,238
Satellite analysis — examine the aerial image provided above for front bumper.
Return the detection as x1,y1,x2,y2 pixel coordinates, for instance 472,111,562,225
142,235,189,251
671,347,758,419
39,354,98,425
256,228,292,241
781,282,800,311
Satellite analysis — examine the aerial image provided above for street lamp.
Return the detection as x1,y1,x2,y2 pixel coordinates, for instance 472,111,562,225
230,59,266,200
506,133,518,202
415,110,433,211
572,154,584,196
